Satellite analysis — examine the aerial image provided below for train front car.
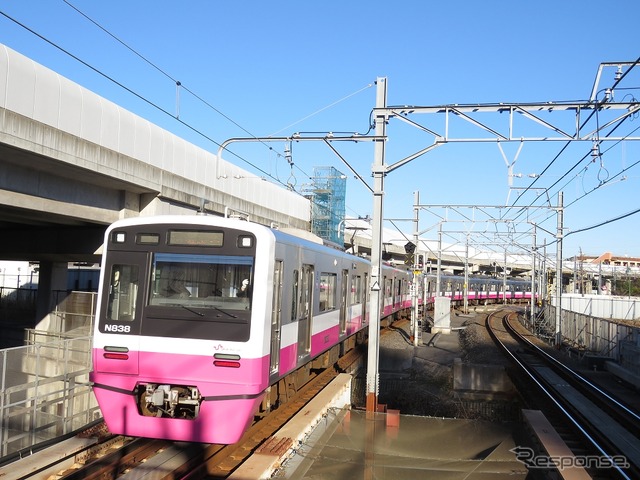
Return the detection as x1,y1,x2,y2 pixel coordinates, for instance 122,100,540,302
90,216,273,444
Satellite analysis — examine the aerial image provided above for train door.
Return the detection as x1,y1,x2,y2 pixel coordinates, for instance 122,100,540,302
269,260,283,376
297,264,314,361
380,275,386,316
340,269,348,335
382,277,392,315
95,251,144,375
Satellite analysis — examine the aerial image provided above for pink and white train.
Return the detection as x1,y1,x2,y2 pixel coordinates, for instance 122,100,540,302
425,273,534,305
90,215,412,444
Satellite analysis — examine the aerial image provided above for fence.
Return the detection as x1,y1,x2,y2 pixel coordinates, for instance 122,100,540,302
0,291,100,459
541,304,640,368
0,287,37,318
553,293,640,321
47,290,97,336
0,335,100,458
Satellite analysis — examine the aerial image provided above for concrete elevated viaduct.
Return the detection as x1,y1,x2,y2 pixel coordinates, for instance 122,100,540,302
0,43,310,327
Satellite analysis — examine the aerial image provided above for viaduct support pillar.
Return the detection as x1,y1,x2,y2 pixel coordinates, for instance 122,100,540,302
35,261,69,332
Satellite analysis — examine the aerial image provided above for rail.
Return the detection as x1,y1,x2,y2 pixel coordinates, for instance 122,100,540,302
488,310,640,479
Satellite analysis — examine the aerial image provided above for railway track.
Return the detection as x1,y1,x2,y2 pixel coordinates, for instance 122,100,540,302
1,341,365,480
486,308,640,480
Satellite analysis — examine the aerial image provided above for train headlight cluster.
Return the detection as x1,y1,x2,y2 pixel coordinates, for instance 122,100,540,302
213,352,241,368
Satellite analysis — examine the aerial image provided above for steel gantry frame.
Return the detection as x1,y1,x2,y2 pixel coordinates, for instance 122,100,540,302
215,63,640,416
366,61,640,413
411,203,559,317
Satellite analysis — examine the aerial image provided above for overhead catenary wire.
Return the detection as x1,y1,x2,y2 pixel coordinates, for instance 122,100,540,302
506,55,640,215
538,205,640,248
513,122,640,232
268,83,374,137
446,128,640,252
61,0,376,217
62,0,258,140
0,9,286,185
507,103,640,234
1,6,375,220
5,5,640,241
528,160,639,230
59,1,316,184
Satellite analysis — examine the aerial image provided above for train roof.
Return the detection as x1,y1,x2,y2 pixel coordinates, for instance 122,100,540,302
105,214,351,254
104,215,409,273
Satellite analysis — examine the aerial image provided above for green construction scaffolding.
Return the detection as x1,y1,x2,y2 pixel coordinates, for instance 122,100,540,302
304,166,346,245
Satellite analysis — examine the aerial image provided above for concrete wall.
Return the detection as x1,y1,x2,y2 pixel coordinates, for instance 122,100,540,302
453,358,516,394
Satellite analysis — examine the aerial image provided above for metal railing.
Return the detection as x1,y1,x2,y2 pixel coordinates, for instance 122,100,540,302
0,334,100,458
542,304,639,362
0,292,100,459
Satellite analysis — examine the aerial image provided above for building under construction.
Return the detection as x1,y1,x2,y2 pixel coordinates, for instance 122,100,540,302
303,167,346,246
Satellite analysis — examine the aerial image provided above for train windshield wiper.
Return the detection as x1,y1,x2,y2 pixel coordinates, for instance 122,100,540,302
214,306,238,318
181,305,204,317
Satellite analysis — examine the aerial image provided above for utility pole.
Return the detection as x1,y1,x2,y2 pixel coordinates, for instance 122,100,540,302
366,77,387,417
464,235,469,315
436,223,442,296
503,248,508,304
531,224,537,325
555,192,564,347
412,191,420,346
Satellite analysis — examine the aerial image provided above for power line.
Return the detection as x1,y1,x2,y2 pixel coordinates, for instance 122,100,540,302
508,108,640,230
565,206,640,238
268,83,374,136
0,9,295,186
61,1,376,218
63,0,294,142
506,56,640,215
1,7,377,221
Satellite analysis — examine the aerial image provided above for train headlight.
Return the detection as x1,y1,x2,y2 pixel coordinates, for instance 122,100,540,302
112,231,126,243
238,235,253,248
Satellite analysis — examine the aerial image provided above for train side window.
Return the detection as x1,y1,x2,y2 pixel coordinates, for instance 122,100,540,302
106,264,139,322
291,269,299,321
319,272,337,312
351,274,361,305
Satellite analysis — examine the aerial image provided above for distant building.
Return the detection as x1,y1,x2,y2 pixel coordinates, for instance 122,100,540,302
576,252,640,268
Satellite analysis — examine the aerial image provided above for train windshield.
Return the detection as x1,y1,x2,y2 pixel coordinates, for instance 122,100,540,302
148,253,253,310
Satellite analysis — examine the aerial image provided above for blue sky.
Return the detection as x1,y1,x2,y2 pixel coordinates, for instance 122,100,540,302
1,0,639,259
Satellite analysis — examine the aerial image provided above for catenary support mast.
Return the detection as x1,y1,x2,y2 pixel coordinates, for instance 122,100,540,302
555,192,564,346
366,77,387,416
